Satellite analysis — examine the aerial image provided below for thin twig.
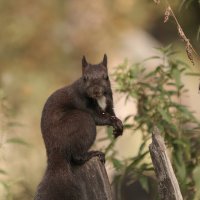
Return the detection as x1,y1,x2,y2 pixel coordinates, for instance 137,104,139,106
167,3,199,57
154,0,200,65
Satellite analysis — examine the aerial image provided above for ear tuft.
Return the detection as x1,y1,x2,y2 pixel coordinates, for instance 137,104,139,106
82,56,88,68
102,54,107,67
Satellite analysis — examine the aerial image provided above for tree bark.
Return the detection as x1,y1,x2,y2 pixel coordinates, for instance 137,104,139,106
74,157,113,200
149,127,183,200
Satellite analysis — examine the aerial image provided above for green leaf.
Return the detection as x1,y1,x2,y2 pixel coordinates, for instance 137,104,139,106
179,0,187,11
6,138,29,146
138,82,155,91
0,181,9,191
197,26,200,41
123,124,133,129
172,139,191,160
107,127,114,140
167,82,177,86
144,70,157,79
165,50,179,57
0,169,7,175
169,103,196,120
172,139,187,147
176,60,190,68
124,115,132,122
104,140,116,155
154,44,172,54
7,122,24,127
139,175,149,193
143,56,161,62
186,72,200,77
157,107,171,123
129,151,149,168
165,90,178,96
193,165,200,187
112,158,123,171
193,165,200,200
98,136,109,142
172,67,181,87
138,142,147,155
173,147,187,183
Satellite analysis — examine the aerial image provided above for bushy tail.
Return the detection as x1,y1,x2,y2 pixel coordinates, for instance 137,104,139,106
34,164,81,200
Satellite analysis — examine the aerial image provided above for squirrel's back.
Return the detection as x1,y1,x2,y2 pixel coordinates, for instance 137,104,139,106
41,79,96,163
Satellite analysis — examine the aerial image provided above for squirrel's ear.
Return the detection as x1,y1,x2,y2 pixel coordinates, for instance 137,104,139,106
82,56,88,68
102,54,107,68
82,56,88,74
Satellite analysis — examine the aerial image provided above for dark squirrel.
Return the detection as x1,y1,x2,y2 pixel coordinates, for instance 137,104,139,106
34,55,123,200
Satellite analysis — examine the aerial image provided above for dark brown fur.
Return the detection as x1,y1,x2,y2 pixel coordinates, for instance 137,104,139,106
34,55,123,200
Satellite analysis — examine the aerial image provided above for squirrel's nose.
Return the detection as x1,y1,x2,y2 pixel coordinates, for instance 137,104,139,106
93,87,102,97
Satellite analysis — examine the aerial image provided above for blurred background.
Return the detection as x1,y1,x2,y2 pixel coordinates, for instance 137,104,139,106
0,0,199,199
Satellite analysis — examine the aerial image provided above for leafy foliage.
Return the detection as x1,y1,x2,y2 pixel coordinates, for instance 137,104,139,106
0,88,29,200
106,46,200,199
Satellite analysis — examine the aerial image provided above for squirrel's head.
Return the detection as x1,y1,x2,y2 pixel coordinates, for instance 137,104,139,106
81,54,111,99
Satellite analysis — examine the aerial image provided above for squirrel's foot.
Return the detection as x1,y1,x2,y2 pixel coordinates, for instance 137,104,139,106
93,151,105,164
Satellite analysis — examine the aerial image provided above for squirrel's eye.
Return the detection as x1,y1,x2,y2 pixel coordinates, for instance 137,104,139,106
83,76,88,81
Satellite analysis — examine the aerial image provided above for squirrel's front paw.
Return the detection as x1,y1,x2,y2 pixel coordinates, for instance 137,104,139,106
111,116,123,138
113,129,123,138
91,151,105,164
96,151,105,164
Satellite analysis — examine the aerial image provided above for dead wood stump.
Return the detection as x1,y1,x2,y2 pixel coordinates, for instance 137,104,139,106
74,157,113,200
149,127,183,200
